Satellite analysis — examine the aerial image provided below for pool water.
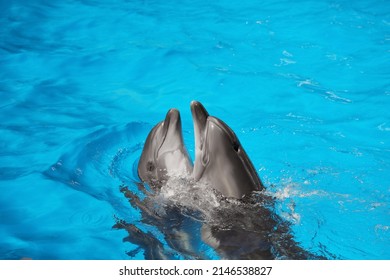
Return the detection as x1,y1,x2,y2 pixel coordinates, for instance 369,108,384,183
0,0,389,259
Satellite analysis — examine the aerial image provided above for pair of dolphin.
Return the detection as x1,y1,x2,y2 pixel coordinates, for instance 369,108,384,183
138,101,264,199
131,104,325,259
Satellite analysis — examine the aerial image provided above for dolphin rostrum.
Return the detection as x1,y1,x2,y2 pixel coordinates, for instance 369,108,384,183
190,101,264,199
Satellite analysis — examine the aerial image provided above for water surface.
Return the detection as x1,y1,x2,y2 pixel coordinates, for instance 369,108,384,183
0,0,389,259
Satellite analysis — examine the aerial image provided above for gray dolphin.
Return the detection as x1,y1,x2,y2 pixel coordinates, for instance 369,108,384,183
137,109,193,188
190,101,264,199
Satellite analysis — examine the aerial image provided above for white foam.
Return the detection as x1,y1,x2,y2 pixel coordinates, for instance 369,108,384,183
154,175,221,222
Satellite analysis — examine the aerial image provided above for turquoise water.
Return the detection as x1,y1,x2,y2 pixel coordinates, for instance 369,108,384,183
0,0,389,259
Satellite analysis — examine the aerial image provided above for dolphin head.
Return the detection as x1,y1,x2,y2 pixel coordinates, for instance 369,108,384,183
138,109,193,188
191,101,264,199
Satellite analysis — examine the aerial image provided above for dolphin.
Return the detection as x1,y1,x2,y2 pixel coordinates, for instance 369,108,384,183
137,109,193,188
190,101,264,199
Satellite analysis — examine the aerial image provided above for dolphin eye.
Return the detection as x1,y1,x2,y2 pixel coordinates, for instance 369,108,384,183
233,142,239,152
146,161,155,172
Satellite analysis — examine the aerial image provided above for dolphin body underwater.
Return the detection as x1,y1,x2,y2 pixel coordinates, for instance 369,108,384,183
125,101,324,260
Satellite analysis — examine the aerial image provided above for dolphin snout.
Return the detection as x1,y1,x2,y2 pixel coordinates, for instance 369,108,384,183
190,101,209,141
162,108,181,135
190,101,209,124
165,108,180,125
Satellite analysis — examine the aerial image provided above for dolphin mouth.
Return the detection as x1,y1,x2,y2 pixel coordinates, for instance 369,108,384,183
162,109,180,134
157,108,182,156
190,101,209,150
190,101,211,179
190,101,209,126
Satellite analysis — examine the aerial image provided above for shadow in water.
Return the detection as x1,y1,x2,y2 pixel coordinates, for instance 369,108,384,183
114,180,325,260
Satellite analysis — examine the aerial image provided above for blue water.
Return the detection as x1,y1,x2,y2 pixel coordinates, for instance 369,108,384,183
0,0,389,260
